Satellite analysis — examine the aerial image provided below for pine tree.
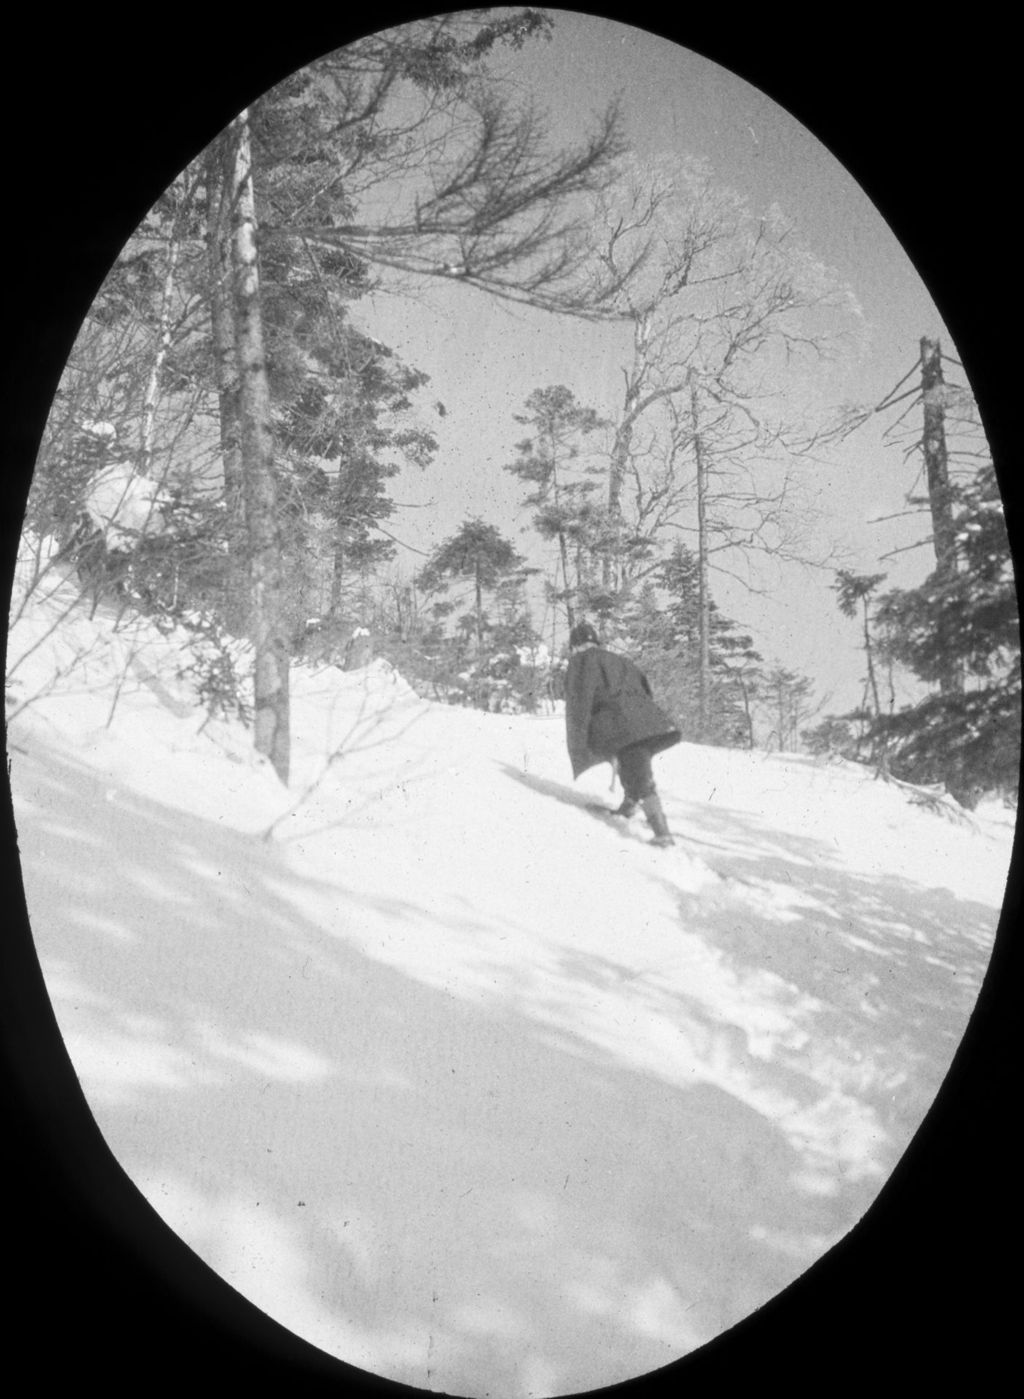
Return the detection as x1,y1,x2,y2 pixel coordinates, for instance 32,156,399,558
618,543,763,746
208,13,626,774
503,385,608,627
416,519,528,699
764,667,814,753
873,463,1019,804
25,11,629,783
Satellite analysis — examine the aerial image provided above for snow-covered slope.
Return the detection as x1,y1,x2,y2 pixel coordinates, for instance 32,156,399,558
6,579,1013,1397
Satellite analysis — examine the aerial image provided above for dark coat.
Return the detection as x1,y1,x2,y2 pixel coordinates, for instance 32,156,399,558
565,645,681,778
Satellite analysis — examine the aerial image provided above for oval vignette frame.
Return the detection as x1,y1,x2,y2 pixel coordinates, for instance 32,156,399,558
1,7,1017,1397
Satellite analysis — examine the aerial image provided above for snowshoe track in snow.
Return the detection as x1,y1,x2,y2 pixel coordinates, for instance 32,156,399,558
583,802,753,889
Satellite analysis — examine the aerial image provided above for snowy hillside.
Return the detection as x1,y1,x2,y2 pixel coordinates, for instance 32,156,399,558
5,575,1014,1397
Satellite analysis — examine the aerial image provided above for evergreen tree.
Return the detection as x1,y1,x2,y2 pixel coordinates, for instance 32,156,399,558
764,667,814,752
873,463,1019,804
803,715,860,761
503,385,608,627
207,12,626,775
416,519,529,706
659,542,762,745
618,543,763,746
264,14,627,316
23,11,628,783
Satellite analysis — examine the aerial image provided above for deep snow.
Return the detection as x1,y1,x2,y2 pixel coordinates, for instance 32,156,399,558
5,570,1013,1397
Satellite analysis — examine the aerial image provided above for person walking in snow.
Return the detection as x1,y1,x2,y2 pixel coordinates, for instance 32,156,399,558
564,621,681,846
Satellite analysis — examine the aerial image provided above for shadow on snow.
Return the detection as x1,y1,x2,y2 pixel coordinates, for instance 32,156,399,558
11,741,1001,1397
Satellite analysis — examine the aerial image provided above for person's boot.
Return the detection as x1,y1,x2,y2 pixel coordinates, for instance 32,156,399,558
641,793,674,846
612,796,638,817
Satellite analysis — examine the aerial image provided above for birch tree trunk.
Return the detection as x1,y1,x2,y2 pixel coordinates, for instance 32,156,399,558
206,141,248,631
140,178,194,477
228,110,291,784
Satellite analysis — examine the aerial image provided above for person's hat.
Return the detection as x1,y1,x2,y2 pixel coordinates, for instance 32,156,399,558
569,621,600,649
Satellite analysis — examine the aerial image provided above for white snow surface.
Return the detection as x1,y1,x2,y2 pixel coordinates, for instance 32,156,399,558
6,578,1013,1397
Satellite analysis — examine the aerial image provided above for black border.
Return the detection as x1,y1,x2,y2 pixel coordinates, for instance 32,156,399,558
3,8,1018,1394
